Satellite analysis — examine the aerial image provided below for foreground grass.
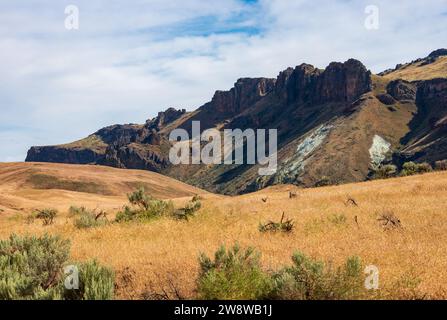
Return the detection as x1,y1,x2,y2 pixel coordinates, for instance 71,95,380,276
1,172,447,299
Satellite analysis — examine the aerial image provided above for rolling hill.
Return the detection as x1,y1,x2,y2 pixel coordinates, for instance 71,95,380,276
0,162,207,215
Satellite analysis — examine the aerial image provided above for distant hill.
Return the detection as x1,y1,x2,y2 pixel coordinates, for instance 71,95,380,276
26,49,447,194
0,162,207,214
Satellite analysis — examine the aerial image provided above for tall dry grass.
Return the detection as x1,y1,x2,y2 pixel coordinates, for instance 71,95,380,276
1,172,447,299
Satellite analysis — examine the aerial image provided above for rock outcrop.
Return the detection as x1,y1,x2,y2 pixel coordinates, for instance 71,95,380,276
387,80,416,101
315,59,372,103
26,146,103,164
203,78,276,116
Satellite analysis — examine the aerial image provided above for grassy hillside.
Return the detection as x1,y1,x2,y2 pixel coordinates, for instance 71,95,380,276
383,56,447,81
0,162,207,215
1,163,446,299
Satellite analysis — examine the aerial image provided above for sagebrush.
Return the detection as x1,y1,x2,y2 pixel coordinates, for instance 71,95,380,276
0,234,114,300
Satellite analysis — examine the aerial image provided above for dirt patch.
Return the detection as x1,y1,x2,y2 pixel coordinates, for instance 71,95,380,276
25,174,114,196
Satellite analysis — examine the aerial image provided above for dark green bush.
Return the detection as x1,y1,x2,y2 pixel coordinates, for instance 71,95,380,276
271,252,365,300
400,162,432,176
0,234,70,299
372,164,397,179
197,244,273,300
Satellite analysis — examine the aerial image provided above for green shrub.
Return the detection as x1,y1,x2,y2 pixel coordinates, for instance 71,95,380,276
400,162,432,176
435,160,447,171
373,164,397,179
74,209,108,229
64,260,114,300
115,206,137,223
0,234,70,300
115,189,174,223
70,206,108,229
173,200,202,220
271,252,364,300
197,244,273,300
68,205,87,217
35,208,57,226
128,188,152,210
0,234,115,300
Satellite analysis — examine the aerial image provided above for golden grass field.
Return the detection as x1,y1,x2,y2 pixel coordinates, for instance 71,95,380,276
1,162,447,299
383,56,447,81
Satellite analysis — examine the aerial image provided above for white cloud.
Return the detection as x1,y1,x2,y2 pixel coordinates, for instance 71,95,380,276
0,0,446,161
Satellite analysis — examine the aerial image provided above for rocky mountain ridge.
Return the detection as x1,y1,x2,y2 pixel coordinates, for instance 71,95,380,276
26,49,447,194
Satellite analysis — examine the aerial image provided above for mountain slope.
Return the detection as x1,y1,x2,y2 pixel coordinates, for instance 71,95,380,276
26,49,447,194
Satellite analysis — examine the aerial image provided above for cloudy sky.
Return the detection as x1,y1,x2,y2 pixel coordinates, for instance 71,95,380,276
0,0,446,162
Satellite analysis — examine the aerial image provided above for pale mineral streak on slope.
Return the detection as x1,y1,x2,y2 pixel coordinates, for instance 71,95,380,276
274,124,333,183
369,135,391,169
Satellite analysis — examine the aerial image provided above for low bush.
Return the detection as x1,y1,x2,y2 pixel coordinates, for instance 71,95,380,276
259,213,294,233
73,207,108,229
64,260,114,300
372,164,397,179
0,234,70,299
69,206,108,228
115,188,174,223
173,200,202,220
0,234,115,300
34,208,57,226
400,162,432,176
197,244,273,300
196,244,367,300
435,160,447,171
68,205,87,217
271,252,365,300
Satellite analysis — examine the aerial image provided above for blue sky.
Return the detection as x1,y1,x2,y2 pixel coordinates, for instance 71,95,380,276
0,0,446,162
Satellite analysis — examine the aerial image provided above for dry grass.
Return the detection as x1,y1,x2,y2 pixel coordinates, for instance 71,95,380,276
1,163,447,299
0,162,207,215
59,134,108,153
382,56,447,81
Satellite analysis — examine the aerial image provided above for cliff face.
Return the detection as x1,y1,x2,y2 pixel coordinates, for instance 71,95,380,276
26,146,103,164
202,77,276,116
315,59,372,104
26,50,447,194
399,78,447,163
